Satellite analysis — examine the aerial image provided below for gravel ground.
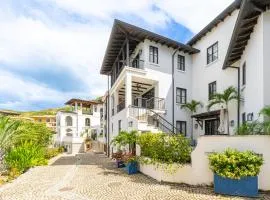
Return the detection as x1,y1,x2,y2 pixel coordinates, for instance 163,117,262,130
0,152,269,200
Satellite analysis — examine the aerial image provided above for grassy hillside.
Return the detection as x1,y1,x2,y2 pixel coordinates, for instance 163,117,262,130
20,106,70,117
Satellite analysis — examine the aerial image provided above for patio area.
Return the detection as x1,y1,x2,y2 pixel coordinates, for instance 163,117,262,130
0,152,269,200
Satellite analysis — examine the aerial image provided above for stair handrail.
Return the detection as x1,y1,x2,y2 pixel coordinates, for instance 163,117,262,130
129,105,180,134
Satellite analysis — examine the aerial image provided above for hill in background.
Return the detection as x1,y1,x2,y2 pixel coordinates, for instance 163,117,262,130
20,106,70,117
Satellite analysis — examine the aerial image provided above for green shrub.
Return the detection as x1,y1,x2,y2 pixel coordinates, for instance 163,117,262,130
16,120,53,147
4,142,47,173
111,130,137,152
44,148,60,159
236,121,270,135
137,132,191,164
208,148,263,179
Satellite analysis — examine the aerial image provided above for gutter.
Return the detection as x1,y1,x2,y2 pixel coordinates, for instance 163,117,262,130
228,66,240,131
172,48,181,132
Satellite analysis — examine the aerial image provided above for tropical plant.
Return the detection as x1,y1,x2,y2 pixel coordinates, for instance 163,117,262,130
16,120,53,147
207,86,238,134
260,105,270,119
0,116,21,151
180,100,203,113
208,148,263,180
181,100,202,140
111,130,137,153
137,132,191,165
4,142,47,173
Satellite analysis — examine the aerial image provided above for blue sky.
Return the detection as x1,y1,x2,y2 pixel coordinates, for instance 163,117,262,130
0,0,233,111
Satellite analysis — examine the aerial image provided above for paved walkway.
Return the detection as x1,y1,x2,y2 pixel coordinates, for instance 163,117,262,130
0,152,269,200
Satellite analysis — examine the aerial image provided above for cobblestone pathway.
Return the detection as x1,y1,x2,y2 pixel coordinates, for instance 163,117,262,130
0,152,270,200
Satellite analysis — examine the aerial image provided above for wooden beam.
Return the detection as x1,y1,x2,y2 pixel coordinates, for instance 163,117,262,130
250,1,265,13
132,81,152,86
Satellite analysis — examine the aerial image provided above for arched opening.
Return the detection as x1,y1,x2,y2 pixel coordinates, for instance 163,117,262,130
85,118,90,126
65,116,72,126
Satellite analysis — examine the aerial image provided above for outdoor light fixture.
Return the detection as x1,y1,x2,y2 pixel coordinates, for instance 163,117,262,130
194,124,198,129
230,120,235,127
247,113,254,121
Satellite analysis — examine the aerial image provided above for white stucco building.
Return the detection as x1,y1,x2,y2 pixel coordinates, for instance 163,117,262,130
56,98,103,154
100,0,270,155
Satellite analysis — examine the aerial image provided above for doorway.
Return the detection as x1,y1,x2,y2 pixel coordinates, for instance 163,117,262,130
205,119,220,135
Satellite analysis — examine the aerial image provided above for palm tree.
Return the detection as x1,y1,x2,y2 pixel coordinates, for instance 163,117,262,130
207,86,238,135
181,100,203,113
181,100,202,141
259,106,270,134
0,116,21,150
260,106,270,119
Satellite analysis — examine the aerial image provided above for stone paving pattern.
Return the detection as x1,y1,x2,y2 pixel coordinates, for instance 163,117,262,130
0,152,270,200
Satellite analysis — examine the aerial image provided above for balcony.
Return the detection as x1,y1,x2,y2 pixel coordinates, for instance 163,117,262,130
133,97,165,110
117,101,125,113
82,110,93,115
111,59,145,87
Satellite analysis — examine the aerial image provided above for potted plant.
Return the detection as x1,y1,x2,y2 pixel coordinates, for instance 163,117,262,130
124,155,138,175
111,131,138,168
112,151,125,168
208,148,263,197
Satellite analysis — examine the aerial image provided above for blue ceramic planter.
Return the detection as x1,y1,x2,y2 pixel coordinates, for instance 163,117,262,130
125,161,138,175
116,160,125,168
214,174,258,197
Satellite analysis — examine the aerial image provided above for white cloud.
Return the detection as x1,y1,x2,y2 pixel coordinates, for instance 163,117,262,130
0,69,92,111
0,0,235,110
155,0,234,33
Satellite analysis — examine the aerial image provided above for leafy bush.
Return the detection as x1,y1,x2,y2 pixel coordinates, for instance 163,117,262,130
16,120,53,147
4,142,47,173
236,121,270,135
208,149,263,179
45,147,61,159
137,132,191,164
111,130,137,153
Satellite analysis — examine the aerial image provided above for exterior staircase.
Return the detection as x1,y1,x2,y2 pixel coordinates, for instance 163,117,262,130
129,106,180,134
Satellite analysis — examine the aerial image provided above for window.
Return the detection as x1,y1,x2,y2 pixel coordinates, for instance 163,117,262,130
46,118,50,123
85,118,90,126
176,121,187,136
177,55,185,71
242,62,246,85
149,46,158,64
94,105,97,112
176,88,187,104
242,112,246,124
207,42,218,64
65,116,72,126
208,81,217,100
118,120,122,133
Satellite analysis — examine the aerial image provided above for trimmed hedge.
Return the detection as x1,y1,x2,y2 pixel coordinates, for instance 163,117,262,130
208,149,264,179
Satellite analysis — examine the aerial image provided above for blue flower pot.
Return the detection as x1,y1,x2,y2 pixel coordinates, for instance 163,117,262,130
116,160,125,168
125,161,138,175
214,174,258,197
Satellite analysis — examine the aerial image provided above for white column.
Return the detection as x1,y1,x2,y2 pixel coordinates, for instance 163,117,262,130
115,91,119,112
75,102,78,112
125,73,132,116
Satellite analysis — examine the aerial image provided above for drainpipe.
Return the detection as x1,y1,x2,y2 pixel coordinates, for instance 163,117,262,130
228,66,240,131
107,75,110,157
172,48,181,133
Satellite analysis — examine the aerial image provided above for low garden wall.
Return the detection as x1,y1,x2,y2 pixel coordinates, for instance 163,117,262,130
138,135,270,191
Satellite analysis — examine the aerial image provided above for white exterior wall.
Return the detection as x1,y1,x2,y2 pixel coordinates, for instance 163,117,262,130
56,103,103,154
108,39,193,143
263,10,270,110
139,135,270,191
142,40,193,137
191,10,239,139
238,15,264,122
